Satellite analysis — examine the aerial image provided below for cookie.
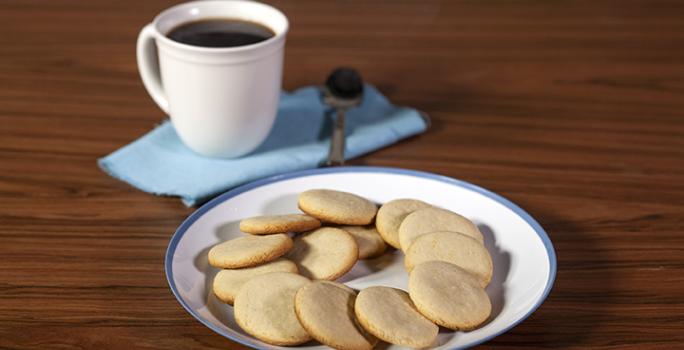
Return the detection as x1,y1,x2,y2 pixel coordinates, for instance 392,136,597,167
354,286,438,348
375,199,432,249
295,281,378,350
404,231,493,287
287,227,358,280
239,214,321,235
340,225,387,259
233,272,312,346
208,234,293,269
212,258,299,305
398,207,483,251
409,261,491,330
298,189,377,225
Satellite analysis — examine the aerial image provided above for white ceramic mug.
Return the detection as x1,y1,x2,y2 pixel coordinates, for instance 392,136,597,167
137,0,288,158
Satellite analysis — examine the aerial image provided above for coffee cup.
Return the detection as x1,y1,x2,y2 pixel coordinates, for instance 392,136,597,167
137,0,288,158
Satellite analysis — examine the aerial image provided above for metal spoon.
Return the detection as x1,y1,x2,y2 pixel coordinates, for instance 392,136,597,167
321,67,364,166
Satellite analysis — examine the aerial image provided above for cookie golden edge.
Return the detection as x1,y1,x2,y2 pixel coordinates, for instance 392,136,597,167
239,214,322,235
297,189,378,225
289,227,359,281
317,245,358,281
354,287,438,348
375,199,432,249
207,234,294,269
409,261,492,331
323,238,359,281
398,207,484,250
404,231,493,287
212,259,299,305
339,225,387,259
294,281,377,350
233,272,312,346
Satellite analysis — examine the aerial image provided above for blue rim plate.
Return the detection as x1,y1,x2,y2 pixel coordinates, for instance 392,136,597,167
165,166,556,349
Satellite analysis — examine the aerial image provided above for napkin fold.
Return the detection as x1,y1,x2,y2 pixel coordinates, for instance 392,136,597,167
99,85,427,206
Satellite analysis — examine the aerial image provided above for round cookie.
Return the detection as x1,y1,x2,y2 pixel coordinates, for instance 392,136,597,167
295,281,378,350
398,207,483,251
340,225,387,259
213,258,299,305
240,214,321,235
298,189,377,225
354,286,438,348
208,234,293,269
234,272,312,346
287,227,358,280
375,199,432,249
409,261,491,330
405,231,493,287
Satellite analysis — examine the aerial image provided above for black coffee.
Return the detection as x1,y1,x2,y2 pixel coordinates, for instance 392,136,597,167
167,19,275,48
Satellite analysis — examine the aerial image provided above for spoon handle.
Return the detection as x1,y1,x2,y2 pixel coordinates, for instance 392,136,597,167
327,109,346,166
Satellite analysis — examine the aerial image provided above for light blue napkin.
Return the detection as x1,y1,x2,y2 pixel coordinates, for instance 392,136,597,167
99,85,428,206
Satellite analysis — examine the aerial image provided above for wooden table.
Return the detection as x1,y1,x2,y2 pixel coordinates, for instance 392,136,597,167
1,0,682,348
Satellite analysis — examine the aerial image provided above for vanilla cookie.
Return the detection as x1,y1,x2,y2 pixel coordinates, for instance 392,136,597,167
240,214,321,235
398,207,483,250
234,272,312,346
409,261,491,330
405,231,493,287
213,258,299,305
354,286,438,348
208,234,293,269
287,227,358,280
295,281,377,350
298,189,377,225
340,225,387,259
375,199,431,249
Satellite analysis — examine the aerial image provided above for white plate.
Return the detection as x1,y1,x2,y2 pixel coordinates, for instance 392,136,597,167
166,166,556,349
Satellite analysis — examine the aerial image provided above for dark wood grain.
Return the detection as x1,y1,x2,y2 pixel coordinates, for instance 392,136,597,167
1,0,683,349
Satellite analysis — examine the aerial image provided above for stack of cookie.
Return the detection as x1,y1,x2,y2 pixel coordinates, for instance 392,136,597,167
208,189,493,349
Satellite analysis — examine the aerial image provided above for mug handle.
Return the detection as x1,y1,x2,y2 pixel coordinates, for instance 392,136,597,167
136,24,169,114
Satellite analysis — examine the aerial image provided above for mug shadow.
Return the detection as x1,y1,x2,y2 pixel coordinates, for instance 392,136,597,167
247,91,328,155
246,86,386,156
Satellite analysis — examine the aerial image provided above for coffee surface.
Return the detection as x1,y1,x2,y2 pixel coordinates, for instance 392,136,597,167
167,19,274,48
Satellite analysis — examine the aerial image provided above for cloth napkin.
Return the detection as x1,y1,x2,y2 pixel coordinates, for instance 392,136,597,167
99,85,428,206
